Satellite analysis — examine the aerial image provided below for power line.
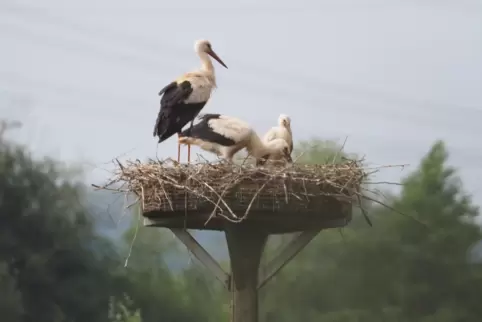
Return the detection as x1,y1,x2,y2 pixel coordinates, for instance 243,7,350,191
1,19,479,127
3,3,480,115
0,9,481,141
4,1,481,13
0,88,146,126
0,70,148,107
0,20,170,74
3,77,482,169
1,9,480,174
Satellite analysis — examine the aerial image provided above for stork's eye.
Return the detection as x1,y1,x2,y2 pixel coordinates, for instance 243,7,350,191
206,43,212,49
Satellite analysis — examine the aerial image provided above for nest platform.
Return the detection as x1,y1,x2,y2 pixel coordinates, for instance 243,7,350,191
104,158,366,234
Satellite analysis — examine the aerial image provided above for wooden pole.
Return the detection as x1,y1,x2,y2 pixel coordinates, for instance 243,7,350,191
225,224,267,322
258,229,321,289
170,229,230,288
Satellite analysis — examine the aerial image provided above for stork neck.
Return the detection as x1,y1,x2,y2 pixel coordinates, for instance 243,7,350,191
279,123,291,133
249,133,272,157
262,141,280,155
199,52,214,73
197,51,216,86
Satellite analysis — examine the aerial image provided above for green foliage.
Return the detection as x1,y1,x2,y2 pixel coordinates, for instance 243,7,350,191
108,294,141,322
119,223,192,322
0,261,24,322
119,221,229,322
3,126,482,322
233,137,355,165
0,136,212,322
293,138,356,164
0,140,120,322
379,141,482,319
177,264,229,322
260,139,482,321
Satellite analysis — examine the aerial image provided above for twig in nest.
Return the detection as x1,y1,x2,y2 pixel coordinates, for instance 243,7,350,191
161,186,174,212
93,157,408,231
189,176,239,219
140,185,145,212
115,158,125,172
359,194,428,228
243,180,270,219
205,177,242,226
356,194,372,227
338,228,346,242
283,177,289,204
91,183,128,193
124,207,141,268
332,136,348,164
125,196,140,210
365,181,404,186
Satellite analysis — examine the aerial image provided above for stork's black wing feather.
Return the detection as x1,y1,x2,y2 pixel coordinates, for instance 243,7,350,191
158,82,177,96
159,81,193,107
153,80,197,141
179,114,236,146
195,113,222,122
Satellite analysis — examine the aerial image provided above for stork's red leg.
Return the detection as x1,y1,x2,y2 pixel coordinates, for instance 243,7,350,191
177,133,181,162
188,144,191,163
187,119,195,164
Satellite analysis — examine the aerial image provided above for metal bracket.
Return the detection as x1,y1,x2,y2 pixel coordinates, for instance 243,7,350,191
170,228,230,289
258,229,321,289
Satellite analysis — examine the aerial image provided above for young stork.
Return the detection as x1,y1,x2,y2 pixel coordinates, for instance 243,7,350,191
177,114,293,164
153,39,228,162
263,114,293,154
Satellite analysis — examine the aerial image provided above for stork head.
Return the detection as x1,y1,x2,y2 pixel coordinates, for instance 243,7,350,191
195,39,228,69
278,114,291,128
266,139,293,164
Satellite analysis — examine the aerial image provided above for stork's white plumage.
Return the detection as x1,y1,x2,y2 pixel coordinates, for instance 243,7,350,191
153,39,228,162
178,114,292,164
263,114,293,153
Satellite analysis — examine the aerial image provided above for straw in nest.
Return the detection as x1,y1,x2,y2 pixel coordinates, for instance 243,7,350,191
97,158,370,224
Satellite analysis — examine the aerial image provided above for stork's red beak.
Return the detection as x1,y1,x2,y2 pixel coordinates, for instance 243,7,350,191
208,49,228,69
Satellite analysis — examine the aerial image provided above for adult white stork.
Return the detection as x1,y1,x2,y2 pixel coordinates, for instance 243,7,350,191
263,114,293,154
153,39,228,162
177,114,292,164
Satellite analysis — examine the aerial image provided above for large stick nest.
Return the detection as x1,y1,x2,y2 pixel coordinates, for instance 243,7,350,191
99,158,370,224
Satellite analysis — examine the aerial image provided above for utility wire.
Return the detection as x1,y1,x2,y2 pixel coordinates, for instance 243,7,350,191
2,3,480,115
1,19,479,133
1,5,481,153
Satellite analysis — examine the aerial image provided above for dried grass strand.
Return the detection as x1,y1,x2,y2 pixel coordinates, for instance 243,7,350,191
96,157,413,227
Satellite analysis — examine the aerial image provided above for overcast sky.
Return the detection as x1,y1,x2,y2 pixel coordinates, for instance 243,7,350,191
1,0,482,219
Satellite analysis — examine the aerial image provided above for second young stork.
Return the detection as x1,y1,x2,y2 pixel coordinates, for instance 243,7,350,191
153,39,228,162
177,114,293,165
263,113,293,152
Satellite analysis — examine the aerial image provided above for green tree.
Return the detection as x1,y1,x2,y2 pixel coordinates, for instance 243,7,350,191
0,137,126,322
261,140,482,321
177,264,229,322
293,138,355,164
0,262,24,322
384,141,482,319
120,217,200,322
108,294,141,322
